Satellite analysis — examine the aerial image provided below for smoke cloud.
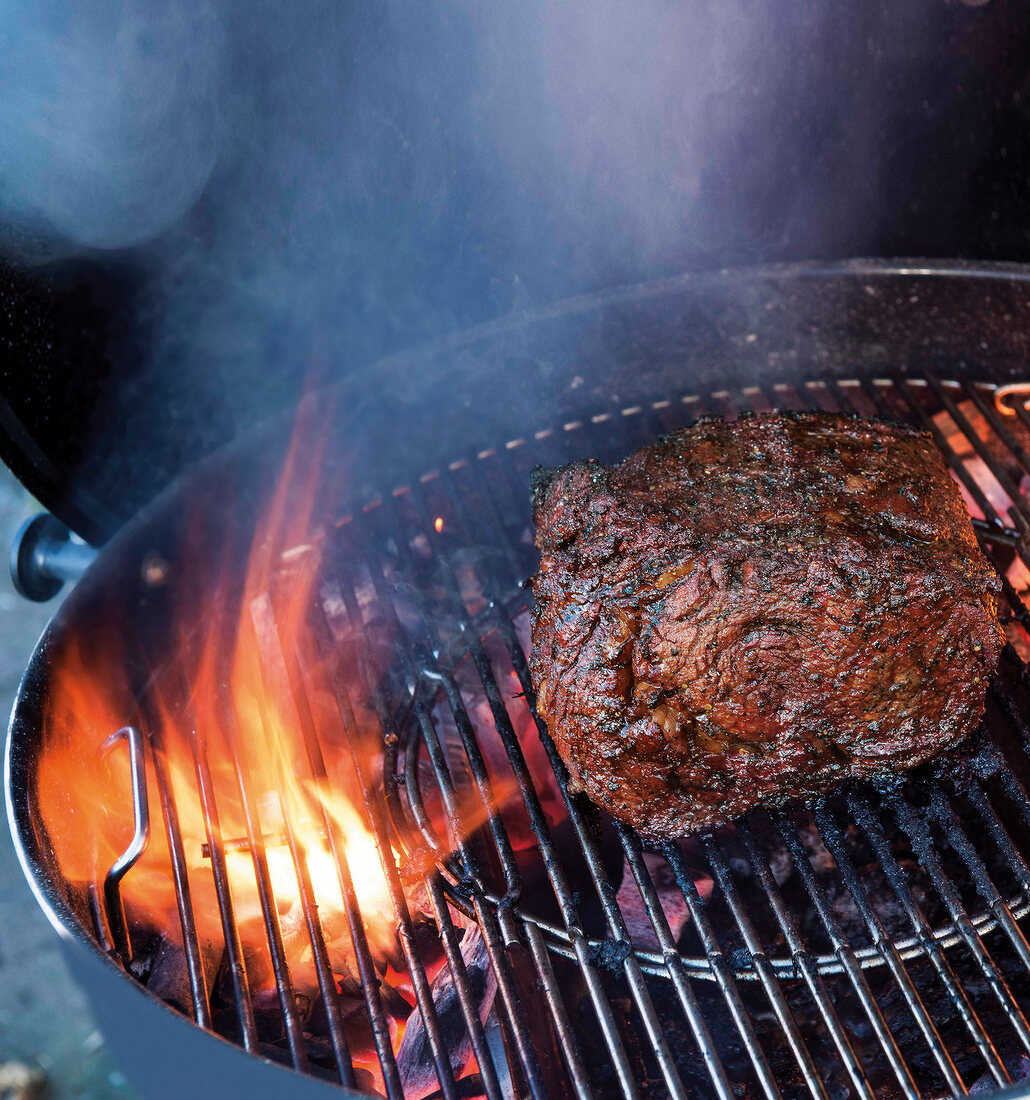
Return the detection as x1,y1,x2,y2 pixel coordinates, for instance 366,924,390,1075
0,1,992,376
0,2,222,250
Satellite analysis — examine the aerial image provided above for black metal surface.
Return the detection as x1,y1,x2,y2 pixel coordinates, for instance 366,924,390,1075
14,370,1030,1098
10,262,1030,544
8,513,98,601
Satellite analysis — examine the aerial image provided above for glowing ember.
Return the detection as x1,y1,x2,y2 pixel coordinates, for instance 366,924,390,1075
434,516,444,533
935,396,1030,660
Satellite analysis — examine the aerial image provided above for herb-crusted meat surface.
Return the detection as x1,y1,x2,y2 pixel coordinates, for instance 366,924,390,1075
529,411,1002,836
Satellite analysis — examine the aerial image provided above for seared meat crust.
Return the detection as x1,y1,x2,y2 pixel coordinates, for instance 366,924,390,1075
529,412,1002,836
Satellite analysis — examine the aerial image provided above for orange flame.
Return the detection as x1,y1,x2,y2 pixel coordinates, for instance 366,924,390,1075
34,404,538,1095
37,410,398,992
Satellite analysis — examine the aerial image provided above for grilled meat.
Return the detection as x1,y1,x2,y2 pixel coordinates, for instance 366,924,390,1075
529,411,1002,836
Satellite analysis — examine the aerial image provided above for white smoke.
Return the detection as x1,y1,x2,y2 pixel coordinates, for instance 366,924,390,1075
0,1,981,373
0,1,221,249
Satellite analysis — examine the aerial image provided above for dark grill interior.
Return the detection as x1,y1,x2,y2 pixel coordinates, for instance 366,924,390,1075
83,374,1030,1099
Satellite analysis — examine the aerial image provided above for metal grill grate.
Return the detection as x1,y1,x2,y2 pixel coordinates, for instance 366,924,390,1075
91,375,1030,1099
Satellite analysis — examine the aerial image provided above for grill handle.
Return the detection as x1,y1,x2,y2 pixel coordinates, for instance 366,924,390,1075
10,512,98,601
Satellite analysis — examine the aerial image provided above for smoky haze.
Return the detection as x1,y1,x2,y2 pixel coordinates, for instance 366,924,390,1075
0,1,992,376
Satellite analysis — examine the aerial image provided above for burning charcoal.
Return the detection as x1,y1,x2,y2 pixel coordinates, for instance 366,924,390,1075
251,985,313,1043
396,926,498,1100
724,823,793,887
214,936,271,1009
147,927,223,1019
127,944,156,983
615,851,696,953
302,981,367,1036
376,928,407,975
300,1034,337,1070
971,1046,1030,1091
277,906,403,1060
380,977,415,1022
258,1041,376,1093
420,1073,490,1100
374,884,442,976
278,901,360,993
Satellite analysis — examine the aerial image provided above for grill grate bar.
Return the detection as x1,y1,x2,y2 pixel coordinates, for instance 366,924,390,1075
286,615,406,1099
376,475,669,1100
812,802,968,1097
354,504,557,1099
958,381,1030,486
738,816,889,1098
961,781,1030,919
826,378,880,420
431,660,632,1095
420,658,521,897
660,839,785,1100
408,687,539,1100
802,380,840,414
993,653,1030,727
992,763,1030,847
874,379,1004,530
929,380,1030,607
496,621,690,1098
146,720,214,1030
220,691,311,1073
452,453,525,586
370,486,521,836
615,823,737,1100
1008,397,1030,457
188,723,260,1053
927,788,1030,982
701,836,832,1100
476,899,557,1098
472,613,641,1096
888,794,1030,1061
849,792,1011,1087
250,594,360,1087
376,473,677,1096
344,495,585,1097
489,441,537,537
885,378,1030,605
998,576,1030,639
766,814,921,1100
922,376,1030,534
521,921,595,1100
417,871,508,1100
875,378,1030,598
314,587,464,1100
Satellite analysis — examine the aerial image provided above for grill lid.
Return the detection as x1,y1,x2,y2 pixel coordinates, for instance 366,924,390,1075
6,259,1030,547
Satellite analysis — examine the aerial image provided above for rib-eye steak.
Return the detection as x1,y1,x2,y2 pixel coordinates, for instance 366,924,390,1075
529,411,1003,836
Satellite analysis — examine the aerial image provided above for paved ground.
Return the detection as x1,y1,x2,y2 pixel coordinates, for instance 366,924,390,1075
0,467,137,1098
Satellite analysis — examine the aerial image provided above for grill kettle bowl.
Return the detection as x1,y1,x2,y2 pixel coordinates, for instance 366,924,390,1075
12,260,1030,1099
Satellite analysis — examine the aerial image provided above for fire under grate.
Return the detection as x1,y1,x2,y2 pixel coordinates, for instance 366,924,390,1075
79,375,1030,1100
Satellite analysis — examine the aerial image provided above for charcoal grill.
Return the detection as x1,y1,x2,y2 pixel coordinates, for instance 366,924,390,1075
12,261,1030,1100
